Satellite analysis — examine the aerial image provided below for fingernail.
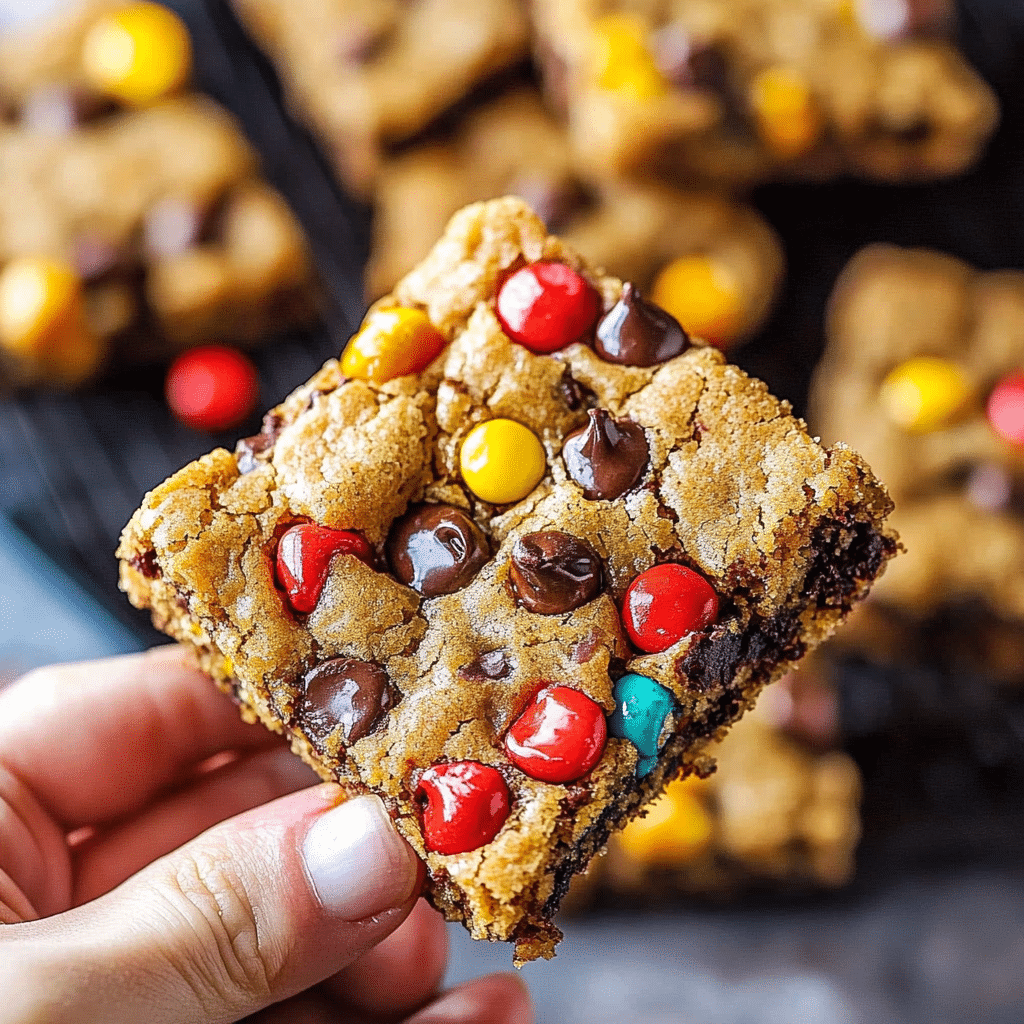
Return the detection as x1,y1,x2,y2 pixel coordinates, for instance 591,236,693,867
301,794,419,920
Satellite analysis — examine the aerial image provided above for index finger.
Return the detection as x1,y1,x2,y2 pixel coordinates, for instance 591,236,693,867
0,645,281,828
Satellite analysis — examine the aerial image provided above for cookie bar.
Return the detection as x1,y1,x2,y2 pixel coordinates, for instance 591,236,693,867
231,0,530,195
588,669,861,899
119,197,896,963
811,245,1024,683
532,0,998,187
0,1,314,388
369,88,783,350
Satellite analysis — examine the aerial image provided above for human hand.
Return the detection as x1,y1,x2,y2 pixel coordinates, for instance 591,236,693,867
0,646,533,1023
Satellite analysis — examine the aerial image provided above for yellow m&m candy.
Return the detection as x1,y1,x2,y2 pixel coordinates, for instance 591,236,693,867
0,256,103,385
82,2,192,107
591,14,668,99
616,776,713,865
879,355,973,432
651,255,742,348
341,307,447,384
749,66,822,159
460,419,546,504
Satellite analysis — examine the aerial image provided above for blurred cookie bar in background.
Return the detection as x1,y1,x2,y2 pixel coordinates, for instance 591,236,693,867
231,0,530,195
368,88,783,350
0,1,316,388
531,0,998,188
571,665,860,903
812,244,1024,685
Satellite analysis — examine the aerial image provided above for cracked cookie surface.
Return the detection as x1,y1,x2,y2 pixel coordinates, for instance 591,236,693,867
120,197,896,963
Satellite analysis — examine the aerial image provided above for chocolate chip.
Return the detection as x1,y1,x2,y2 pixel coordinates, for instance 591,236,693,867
507,531,603,615
594,283,690,367
387,504,490,597
966,463,1013,512
73,235,123,281
144,198,206,259
459,650,511,681
562,409,649,500
129,549,160,579
558,368,595,411
510,174,589,233
21,86,112,134
300,657,395,748
337,23,393,63
236,412,283,473
653,27,729,93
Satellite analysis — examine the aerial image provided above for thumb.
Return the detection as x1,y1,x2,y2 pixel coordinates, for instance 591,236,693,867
3,785,422,1024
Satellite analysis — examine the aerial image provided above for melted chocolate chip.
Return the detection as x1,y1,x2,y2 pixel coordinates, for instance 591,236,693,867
236,412,284,473
21,86,112,134
129,549,160,579
507,531,603,614
653,27,730,94
73,235,123,281
562,409,649,500
558,368,595,411
337,23,393,63
144,198,206,259
510,174,590,233
594,283,690,367
300,657,395,748
459,649,511,681
387,504,490,597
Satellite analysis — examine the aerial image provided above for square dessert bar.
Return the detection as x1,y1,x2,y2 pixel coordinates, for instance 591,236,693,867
369,88,783,353
531,0,997,187
120,198,896,963
231,0,530,195
0,1,314,387
812,244,1024,683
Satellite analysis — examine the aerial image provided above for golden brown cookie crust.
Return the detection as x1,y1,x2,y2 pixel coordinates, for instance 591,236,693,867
120,198,896,963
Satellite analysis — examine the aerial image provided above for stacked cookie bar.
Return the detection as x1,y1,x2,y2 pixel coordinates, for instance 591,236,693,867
812,245,1024,685
0,1,315,387
119,198,897,962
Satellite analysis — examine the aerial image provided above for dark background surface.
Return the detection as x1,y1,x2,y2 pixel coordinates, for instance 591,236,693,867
2,0,1024,1019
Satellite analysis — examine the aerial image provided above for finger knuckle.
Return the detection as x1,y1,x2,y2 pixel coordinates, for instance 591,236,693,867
151,844,280,1013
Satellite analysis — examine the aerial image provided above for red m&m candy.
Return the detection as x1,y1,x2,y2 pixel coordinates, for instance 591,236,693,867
165,345,259,432
987,372,1024,445
496,261,601,354
416,761,511,855
275,523,374,614
505,684,607,783
623,564,718,653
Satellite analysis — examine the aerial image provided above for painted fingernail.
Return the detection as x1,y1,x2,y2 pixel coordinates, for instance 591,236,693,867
301,795,419,920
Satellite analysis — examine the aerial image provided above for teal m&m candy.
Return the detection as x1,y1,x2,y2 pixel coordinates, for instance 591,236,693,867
609,673,676,777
